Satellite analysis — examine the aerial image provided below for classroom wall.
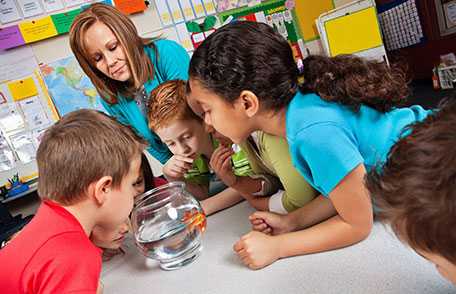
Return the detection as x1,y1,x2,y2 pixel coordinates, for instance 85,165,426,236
2,1,352,183
30,0,352,65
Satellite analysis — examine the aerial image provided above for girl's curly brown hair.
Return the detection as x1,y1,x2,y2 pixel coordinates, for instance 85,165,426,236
300,55,409,113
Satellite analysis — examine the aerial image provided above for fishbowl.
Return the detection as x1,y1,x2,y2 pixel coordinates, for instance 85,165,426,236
131,182,206,270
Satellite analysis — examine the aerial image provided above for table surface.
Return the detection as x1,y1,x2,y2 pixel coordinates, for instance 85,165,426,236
102,202,453,294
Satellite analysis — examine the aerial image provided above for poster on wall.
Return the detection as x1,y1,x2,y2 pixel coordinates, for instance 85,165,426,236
444,0,456,28
0,0,22,24
17,0,45,18
218,0,304,60
41,56,107,117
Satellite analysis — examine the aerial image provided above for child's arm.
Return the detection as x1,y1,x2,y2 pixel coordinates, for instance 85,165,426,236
201,187,244,215
250,194,336,233
185,182,209,201
234,164,373,269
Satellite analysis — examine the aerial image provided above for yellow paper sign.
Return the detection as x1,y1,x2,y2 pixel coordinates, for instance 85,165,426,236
7,77,39,101
19,16,58,43
325,7,383,56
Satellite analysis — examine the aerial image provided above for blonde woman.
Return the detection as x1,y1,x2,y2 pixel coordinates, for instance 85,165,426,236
69,3,190,164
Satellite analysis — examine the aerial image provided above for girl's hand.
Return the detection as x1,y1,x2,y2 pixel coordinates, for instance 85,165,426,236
249,211,294,235
233,231,281,270
210,146,236,187
162,155,193,180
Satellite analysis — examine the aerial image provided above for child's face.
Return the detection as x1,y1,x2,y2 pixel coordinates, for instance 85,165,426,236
186,94,232,147
156,119,210,159
187,79,253,144
84,21,131,82
132,171,145,196
100,155,141,228
417,249,456,284
91,219,130,249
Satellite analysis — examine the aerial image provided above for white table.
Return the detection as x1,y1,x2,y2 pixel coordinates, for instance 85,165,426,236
102,202,453,294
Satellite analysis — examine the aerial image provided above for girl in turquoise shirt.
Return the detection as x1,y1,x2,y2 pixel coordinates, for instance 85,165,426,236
187,22,431,269
69,3,189,164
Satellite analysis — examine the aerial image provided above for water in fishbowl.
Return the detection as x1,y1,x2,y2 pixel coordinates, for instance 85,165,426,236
135,204,206,270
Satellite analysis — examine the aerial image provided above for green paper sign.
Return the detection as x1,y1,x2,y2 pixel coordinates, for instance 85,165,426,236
51,8,81,35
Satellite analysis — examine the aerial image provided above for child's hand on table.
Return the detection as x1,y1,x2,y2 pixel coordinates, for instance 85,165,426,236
249,211,294,235
210,146,236,187
163,155,193,180
233,231,281,270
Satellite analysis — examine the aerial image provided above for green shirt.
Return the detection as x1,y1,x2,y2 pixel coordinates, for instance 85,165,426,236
184,139,253,186
241,132,318,212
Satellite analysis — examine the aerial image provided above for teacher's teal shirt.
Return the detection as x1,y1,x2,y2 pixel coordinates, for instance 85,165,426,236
101,40,190,164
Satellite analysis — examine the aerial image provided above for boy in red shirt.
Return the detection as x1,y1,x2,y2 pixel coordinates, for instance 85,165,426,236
0,109,146,293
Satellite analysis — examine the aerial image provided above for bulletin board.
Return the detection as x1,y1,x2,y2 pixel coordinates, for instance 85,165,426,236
0,0,349,197
324,7,383,56
218,0,306,60
0,67,59,188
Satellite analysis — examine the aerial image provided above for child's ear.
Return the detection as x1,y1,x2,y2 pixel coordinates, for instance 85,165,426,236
92,176,113,206
238,90,259,118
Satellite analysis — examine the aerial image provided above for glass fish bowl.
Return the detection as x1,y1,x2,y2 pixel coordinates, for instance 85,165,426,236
131,182,206,270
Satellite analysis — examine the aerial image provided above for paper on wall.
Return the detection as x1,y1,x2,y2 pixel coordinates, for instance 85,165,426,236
444,1,456,28
191,0,206,18
18,96,50,129
42,0,65,13
7,77,39,101
168,0,185,23
180,0,196,21
176,22,193,51
0,103,25,133
0,0,22,24
18,16,59,43
31,126,48,148
0,132,16,172
202,0,215,14
155,0,173,26
64,0,86,7
0,25,26,51
17,0,44,18
0,46,39,83
10,131,36,164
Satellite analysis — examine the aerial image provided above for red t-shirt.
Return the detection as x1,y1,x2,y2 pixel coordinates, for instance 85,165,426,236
153,177,168,187
0,200,102,294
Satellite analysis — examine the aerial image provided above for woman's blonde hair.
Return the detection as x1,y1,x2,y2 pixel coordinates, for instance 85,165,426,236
69,3,155,104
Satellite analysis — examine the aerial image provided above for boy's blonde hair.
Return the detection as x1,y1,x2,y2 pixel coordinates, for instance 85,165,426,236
37,109,146,205
148,80,201,131
69,3,156,104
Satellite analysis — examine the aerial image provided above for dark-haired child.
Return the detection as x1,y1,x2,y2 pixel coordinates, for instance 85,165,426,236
366,102,456,284
187,21,431,269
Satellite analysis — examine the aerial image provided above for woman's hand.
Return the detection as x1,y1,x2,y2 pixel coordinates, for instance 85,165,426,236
162,155,193,180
